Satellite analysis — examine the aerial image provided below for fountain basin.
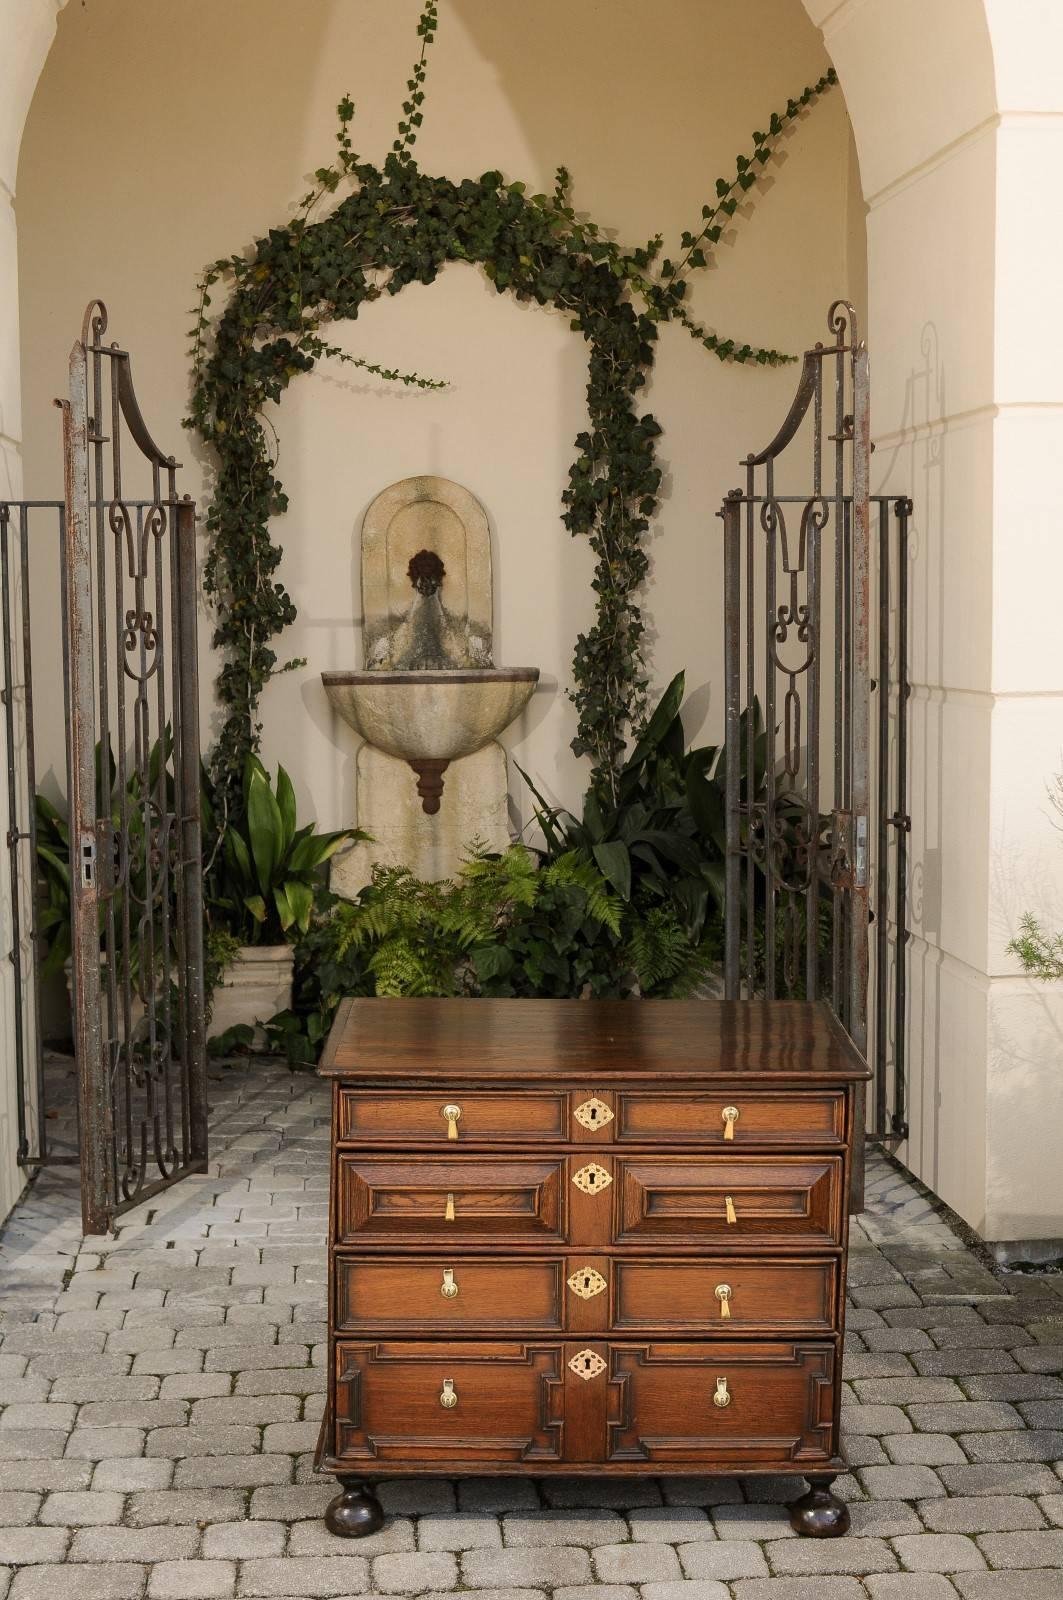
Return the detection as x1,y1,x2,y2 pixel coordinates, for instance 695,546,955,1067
322,668,539,813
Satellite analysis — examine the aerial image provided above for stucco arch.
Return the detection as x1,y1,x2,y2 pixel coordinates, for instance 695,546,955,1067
2,0,1063,1247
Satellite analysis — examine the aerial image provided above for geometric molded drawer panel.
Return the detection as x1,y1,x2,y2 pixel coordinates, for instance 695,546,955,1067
336,1156,566,1246
613,1156,843,1249
335,1256,565,1332
606,1340,837,1465
334,1340,565,1463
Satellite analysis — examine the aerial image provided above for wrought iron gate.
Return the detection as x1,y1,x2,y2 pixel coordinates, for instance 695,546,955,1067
720,301,911,1146
2,301,207,1233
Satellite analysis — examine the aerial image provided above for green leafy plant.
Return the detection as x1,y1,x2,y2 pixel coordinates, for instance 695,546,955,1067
188,0,837,818
203,754,366,945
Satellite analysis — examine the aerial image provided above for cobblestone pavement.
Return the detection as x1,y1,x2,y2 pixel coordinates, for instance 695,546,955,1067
2,1056,1063,1600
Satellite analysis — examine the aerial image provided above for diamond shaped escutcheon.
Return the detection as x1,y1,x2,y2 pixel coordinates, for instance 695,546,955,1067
573,1096,614,1131
567,1267,608,1300
568,1349,607,1380
572,1162,612,1195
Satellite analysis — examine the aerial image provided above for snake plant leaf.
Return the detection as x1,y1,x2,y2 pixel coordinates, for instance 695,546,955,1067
276,765,297,855
37,844,70,888
273,884,295,933
592,839,631,903
246,765,282,894
224,825,253,888
625,671,685,769
286,828,354,871
244,893,268,924
283,879,314,933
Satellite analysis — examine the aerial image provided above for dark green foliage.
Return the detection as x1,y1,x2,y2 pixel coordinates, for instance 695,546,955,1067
187,0,837,819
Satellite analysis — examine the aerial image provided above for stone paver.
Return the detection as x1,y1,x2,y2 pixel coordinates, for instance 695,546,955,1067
3,1059,1063,1600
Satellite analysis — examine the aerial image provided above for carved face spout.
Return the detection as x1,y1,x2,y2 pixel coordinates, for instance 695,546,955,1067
407,548,445,598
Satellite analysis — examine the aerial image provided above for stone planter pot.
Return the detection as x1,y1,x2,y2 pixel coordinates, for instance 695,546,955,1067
209,944,294,1046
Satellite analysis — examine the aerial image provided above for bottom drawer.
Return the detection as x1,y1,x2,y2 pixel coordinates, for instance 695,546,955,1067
607,1340,837,1465
331,1338,838,1468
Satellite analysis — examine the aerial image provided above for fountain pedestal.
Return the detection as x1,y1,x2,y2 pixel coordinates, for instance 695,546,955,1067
332,743,509,897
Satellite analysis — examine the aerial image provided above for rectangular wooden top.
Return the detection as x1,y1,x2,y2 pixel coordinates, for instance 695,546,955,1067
318,998,870,1083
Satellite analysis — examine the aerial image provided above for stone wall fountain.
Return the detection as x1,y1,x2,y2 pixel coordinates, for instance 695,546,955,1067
323,476,540,895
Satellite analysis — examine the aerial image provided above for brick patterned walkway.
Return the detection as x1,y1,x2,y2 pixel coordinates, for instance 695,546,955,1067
2,1056,1063,1600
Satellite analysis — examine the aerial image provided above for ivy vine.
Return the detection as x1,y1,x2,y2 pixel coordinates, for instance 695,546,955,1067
188,0,836,821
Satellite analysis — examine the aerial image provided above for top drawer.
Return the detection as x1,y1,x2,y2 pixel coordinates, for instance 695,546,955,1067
615,1089,845,1148
337,1088,567,1146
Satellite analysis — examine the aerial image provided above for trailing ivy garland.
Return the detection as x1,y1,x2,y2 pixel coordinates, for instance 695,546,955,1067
188,0,835,821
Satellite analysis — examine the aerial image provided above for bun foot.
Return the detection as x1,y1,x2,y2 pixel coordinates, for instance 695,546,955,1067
325,1478,385,1538
788,1474,851,1538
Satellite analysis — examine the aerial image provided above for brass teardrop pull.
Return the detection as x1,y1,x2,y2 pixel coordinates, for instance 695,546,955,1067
441,1103,462,1141
715,1283,732,1319
440,1377,458,1409
445,1191,456,1222
722,1105,740,1141
440,1267,458,1299
713,1375,731,1408
725,1194,737,1225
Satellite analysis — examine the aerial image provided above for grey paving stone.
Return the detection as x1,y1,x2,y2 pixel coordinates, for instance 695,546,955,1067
837,1434,888,1466
188,1396,298,1427
853,1379,966,1405
960,1429,1063,1461
955,1575,1063,1600
864,1578,962,1599
554,1588,639,1600
371,1552,458,1592
859,1465,946,1499
9,1564,147,1600
92,1459,173,1491
0,1493,40,1525
939,1463,1062,1496
847,1499,924,1537
676,1541,769,1580
0,1460,91,1492
0,1428,65,1459
908,1401,1023,1433
1040,1495,1063,1525
232,1369,325,1397
0,1528,69,1565
247,1484,331,1521
731,1580,868,1600
147,1561,236,1599
51,1374,161,1404
883,1433,966,1465
928,1325,1031,1349
592,1546,682,1584
843,1353,916,1380
200,1523,286,1560
174,1456,289,1490
463,1547,593,1588
890,1534,986,1572
502,1512,624,1547
418,1514,504,1551
126,1490,246,1526
911,1351,1018,1377
78,1401,189,1430
765,1536,899,1574
640,1585,728,1600
70,1526,200,1562
963,1373,1063,1401
146,1425,260,1457
40,1490,125,1525
1015,1346,1063,1374
975,1529,1063,1567
840,1405,912,1435
863,1328,935,1353
237,1555,370,1597
628,1509,715,1543
921,1495,1047,1532
711,1504,795,1540
419,1591,542,1600
65,1427,145,1460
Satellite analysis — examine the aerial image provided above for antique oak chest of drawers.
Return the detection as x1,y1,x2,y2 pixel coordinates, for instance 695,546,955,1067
315,997,869,1538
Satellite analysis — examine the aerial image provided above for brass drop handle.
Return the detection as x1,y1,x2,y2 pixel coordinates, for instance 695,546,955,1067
440,1377,458,1409
440,1267,458,1299
713,1375,731,1409
725,1194,737,1225
445,1191,456,1222
441,1103,462,1141
715,1283,732,1320
722,1104,740,1141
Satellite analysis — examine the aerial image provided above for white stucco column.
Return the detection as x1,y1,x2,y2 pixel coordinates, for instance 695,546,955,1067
0,0,67,1220
804,0,1063,1243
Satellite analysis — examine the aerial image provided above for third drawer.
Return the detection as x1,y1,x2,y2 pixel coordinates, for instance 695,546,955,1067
334,1254,840,1334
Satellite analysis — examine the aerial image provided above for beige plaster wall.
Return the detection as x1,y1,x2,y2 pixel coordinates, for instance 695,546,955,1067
16,0,864,842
